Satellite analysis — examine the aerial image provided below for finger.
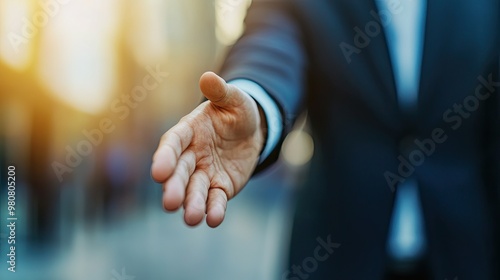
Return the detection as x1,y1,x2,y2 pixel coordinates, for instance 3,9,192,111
162,150,196,211
199,72,245,109
206,188,228,228
183,170,210,226
151,123,193,183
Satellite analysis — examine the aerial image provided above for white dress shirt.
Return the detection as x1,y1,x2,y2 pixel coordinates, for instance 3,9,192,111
378,0,427,262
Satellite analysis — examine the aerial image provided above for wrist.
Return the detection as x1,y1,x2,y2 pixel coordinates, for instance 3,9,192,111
257,104,268,156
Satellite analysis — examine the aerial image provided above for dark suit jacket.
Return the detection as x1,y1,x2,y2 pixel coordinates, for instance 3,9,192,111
221,0,500,279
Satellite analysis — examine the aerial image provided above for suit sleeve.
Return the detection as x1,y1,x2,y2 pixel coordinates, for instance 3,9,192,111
220,0,308,173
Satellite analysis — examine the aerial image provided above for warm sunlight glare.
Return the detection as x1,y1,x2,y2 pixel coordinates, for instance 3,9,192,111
0,0,33,70
36,0,121,114
215,0,251,45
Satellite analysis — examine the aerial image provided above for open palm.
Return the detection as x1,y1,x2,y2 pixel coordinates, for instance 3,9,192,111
151,72,266,227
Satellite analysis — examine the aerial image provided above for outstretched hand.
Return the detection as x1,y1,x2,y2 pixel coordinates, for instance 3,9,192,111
151,72,266,227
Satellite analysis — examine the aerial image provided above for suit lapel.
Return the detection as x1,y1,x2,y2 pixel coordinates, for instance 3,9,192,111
418,0,450,108
331,0,400,125
363,0,398,103
419,0,500,110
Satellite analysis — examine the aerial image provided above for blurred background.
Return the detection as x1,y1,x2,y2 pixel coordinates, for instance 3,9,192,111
0,0,315,279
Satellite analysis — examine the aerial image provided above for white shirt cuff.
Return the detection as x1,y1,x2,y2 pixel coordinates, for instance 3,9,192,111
228,79,283,164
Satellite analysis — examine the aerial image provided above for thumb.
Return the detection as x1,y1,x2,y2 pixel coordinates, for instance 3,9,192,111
199,72,245,109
